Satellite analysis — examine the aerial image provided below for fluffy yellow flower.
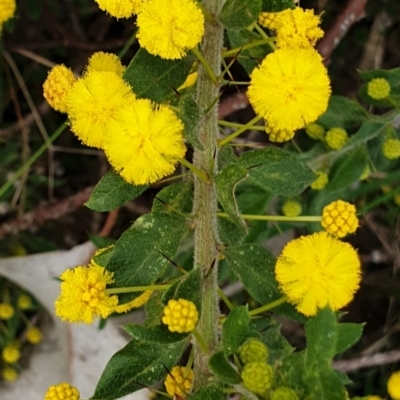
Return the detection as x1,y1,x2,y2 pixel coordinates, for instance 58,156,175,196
86,51,126,76
273,7,324,49
26,327,42,345
66,70,136,149
43,65,76,113
2,367,18,382
0,0,16,27
94,0,144,18
2,346,20,364
367,77,391,100
104,99,186,185
115,290,153,313
265,126,295,142
55,262,118,324
137,0,205,59
388,371,400,400
162,299,199,333
282,200,302,217
248,48,331,132
0,303,14,319
326,127,348,150
164,366,194,396
275,231,361,316
321,200,358,238
45,382,80,400
382,138,400,159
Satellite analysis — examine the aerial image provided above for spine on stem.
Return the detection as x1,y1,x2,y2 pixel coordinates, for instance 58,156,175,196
192,0,224,389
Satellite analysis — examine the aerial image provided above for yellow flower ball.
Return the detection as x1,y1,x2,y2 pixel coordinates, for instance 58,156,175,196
136,0,205,59
275,231,361,316
388,371,400,400
258,11,279,30
66,70,136,149
17,294,32,310
162,299,199,333
45,382,80,400
164,366,193,396
55,261,118,324
325,127,348,150
0,0,16,26
266,126,295,142
2,367,18,382
305,122,325,140
367,78,391,100
282,200,302,217
2,346,21,364
104,98,186,185
271,387,299,400
273,7,324,49
0,303,14,319
241,362,274,395
94,0,144,18
310,171,328,190
382,138,400,159
43,65,76,113
321,200,358,238
248,48,331,132
86,51,126,76
26,327,42,345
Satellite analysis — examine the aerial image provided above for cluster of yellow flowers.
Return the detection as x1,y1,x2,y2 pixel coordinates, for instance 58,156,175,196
0,0,16,32
164,366,194,397
43,52,186,185
249,7,331,139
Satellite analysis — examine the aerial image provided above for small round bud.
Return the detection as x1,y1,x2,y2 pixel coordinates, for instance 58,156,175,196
271,387,299,400
326,127,348,150
0,303,14,319
26,327,42,345
258,12,279,29
241,361,274,395
2,367,18,382
282,200,302,217
310,171,328,190
162,299,199,333
382,138,400,160
44,382,80,400
266,126,295,143
239,339,269,364
305,123,325,140
388,371,400,400
17,294,32,310
2,346,21,364
321,200,358,238
164,366,193,396
367,78,391,100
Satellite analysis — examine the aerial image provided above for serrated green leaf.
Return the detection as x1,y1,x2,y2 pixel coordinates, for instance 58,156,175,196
124,49,195,102
190,383,224,400
238,148,316,196
162,268,202,312
152,180,193,214
144,291,165,327
262,0,294,12
123,324,187,343
208,351,241,384
107,213,188,303
180,95,204,149
326,147,368,192
218,217,246,245
346,121,386,147
219,0,262,30
93,245,114,268
216,163,248,232
317,96,367,129
85,170,147,212
222,306,251,355
92,338,187,400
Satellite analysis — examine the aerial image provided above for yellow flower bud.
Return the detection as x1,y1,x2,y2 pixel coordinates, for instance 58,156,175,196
239,339,269,364
388,371,400,400
44,382,80,400
326,127,348,150
2,346,21,364
367,78,391,100
382,138,400,160
164,366,193,396
0,303,14,319
305,123,325,140
26,327,42,345
17,294,32,310
310,171,328,190
266,126,295,143
2,367,18,382
321,200,358,238
258,12,279,29
162,299,199,333
241,361,274,395
282,200,302,217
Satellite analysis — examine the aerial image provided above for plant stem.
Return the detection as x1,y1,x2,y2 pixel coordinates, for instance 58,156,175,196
217,212,322,222
106,284,170,295
180,158,209,182
217,287,234,311
218,120,265,131
218,115,262,147
192,0,224,389
222,38,274,58
192,328,209,354
249,296,287,316
191,47,218,85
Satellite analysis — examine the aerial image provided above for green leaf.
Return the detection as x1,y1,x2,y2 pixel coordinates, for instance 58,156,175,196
152,180,193,214
190,384,224,400
123,324,187,344
208,351,241,384
93,245,114,268
180,95,204,149
238,148,316,196
124,49,195,102
317,96,367,129
359,66,400,86
162,268,202,312
334,322,364,356
326,147,368,193
346,121,386,147
92,338,187,400
222,306,251,355
215,163,248,232
219,0,262,30
144,290,165,327
262,0,294,12
107,213,188,302
218,217,246,245
86,170,147,212
227,29,271,74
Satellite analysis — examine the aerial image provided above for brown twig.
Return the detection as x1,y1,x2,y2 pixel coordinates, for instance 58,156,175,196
218,91,249,119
